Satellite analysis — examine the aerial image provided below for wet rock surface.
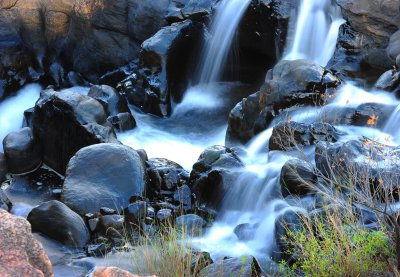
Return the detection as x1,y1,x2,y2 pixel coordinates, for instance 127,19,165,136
61,143,146,216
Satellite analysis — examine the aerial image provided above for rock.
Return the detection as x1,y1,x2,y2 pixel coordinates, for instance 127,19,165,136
88,85,130,117
200,256,261,277
99,215,125,239
227,60,341,145
173,185,192,208
2,127,42,174
61,143,145,216
88,218,100,232
190,146,244,209
0,190,12,211
27,200,89,248
92,266,152,277
87,243,109,257
125,201,147,224
156,209,173,223
315,138,400,200
176,214,206,236
269,122,343,151
107,113,136,132
375,70,400,92
397,55,400,68
234,223,256,241
0,152,7,182
280,159,317,197
32,89,118,173
120,19,204,116
0,208,53,277
100,207,117,216
147,158,189,194
388,30,400,60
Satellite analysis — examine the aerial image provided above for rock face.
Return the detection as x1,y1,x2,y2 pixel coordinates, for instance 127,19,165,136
27,200,90,248
32,88,118,174
190,146,244,209
0,208,53,277
2,127,42,174
119,19,203,116
227,60,341,145
61,143,146,215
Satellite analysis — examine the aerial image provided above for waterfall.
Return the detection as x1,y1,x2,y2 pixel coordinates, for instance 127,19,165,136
197,0,252,84
284,0,344,66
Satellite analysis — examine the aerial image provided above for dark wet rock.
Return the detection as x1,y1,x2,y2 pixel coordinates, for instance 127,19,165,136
0,189,12,212
166,0,216,23
200,256,261,277
0,208,54,277
125,201,147,225
227,60,341,145
98,215,125,239
107,113,136,132
280,159,317,197
234,223,257,241
32,89,118,174
22,107,35,128
190,146,244,209
269,122,343,151
273,210,302,263
156,209,173,223
388,31,400,61
397,55,400,69
316,138,400,200
375,69,400,93
176,214,206,236
173,185,192,208
99,207,117,216
147,158,189,195
3,127,42,174
61,143,145,216
87,243,109,258
88,218,99,233
119,20,204,116
0,152,7,182
27,200,89,248
88,85,130,117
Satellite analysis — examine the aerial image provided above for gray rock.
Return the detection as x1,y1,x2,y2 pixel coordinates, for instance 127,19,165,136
32,89,118,174
125,201,147,224
280,159,317,197
176,214,206,236
397,55,400,68
0,189,12,212
0,152,7,183
200,256,261,277
88,85,130,117
27,200,89,248
3,127,42,174
174,185,192,208
156,209,173,223
107,113,136,132
61,143,145,215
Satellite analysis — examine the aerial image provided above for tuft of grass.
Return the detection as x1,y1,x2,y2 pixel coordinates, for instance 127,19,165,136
279,205,395,277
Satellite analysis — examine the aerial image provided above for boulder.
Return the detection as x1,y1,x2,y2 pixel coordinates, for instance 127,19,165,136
119,19,204,116
227,60,341,145
0,152,7,182
280,159,317,197
125,201,147,225
174,185,192,209
375,69,400,93
88,85,130,117
0,208,53,277
61,143,145,215
176,214,206,236
190,146,244,209
388,30,400,60
2,127,42,174
269,122,343,151
32,88,118,174
156,209,173,223
92,266,153,277
27,200,89,248
107,113,136,132
234,223,257,241
98,215,125,240
397,55,400,68
200,256,261,277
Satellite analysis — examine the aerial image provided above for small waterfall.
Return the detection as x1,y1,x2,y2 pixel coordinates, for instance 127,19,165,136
284,0,344,66
197,0,252,84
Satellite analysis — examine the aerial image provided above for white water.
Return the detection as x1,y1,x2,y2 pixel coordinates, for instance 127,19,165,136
198,0,252,84
0,84,41,151
284,0,345,66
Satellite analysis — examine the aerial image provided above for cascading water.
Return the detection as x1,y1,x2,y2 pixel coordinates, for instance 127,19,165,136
284,0,345,66
197,0,252,84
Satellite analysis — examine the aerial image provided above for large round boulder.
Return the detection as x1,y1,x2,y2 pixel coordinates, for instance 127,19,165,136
27,200,89,248
61,143,146,216
32,88,118,174
2,127,42,174
0,208,53,277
